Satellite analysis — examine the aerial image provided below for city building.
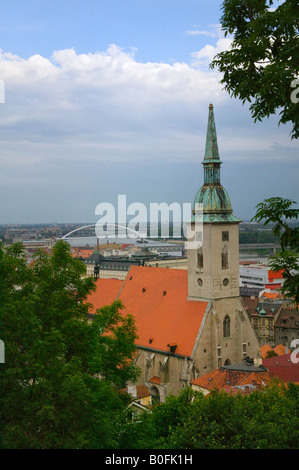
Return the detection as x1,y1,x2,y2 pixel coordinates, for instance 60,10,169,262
79,252,143,280
249,303,281,347
87,105,259,402
239,264,284,292
274,305,299,349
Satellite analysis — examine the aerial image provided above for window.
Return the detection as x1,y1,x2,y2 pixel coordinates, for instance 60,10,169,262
222,246,228,270
197,247,203,270
222,231,229,241
150,386,160,405
223,315,230,338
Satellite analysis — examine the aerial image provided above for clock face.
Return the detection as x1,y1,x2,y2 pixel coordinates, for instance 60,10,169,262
223,278,229,286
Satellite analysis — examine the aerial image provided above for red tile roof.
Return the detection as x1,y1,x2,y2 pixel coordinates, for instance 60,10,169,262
149,376,161,384
135,384,151,399
87,278,123,312
191,366,272,393
260,344,273,359
260,343,290,359
274,344,290,356
87,265,208,357
263,354,299,383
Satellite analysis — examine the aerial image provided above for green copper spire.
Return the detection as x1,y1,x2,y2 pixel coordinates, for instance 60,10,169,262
203,104,222,185
204,104,221,162
191,104,242,224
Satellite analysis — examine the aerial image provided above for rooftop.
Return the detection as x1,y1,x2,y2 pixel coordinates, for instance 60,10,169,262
87,265,208,357
263,354,299,384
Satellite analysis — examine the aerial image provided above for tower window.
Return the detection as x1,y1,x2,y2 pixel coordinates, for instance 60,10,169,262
222,231,229,241
223,315,231,338
222,246,228,270
197,247,203,270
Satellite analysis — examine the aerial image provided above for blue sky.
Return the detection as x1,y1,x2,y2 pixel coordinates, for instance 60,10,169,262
0,0,298,224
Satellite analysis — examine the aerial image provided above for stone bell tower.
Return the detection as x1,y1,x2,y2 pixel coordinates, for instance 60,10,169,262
187,104,241,301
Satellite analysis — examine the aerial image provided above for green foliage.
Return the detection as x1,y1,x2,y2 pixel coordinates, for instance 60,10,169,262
239,230,279,244
251,197,299,306
120,383,299,449
265,349,279,358
210,0,299,139
0,241,139,449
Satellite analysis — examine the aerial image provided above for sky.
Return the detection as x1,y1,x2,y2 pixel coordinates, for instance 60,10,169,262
0,0,298,224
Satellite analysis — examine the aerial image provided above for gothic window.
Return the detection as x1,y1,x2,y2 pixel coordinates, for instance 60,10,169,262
223,315,231,338
222,246,228,270
222,231,229,241
150,386,160,405
197,247,203,270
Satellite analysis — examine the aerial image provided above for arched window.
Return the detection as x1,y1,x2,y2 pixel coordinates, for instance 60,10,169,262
223,315,230,338
197,247,203,270
222,246,228,270
224,359,231,366
150,386,160,405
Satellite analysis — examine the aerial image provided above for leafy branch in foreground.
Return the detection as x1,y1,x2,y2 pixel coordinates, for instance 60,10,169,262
251,197,299,306
0,240,139,449
210,0,299,139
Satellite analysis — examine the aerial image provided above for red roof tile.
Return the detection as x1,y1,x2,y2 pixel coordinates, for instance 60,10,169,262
260,344,273,359
87,265,208,357
263,354,299,383
87,278,123,313
191,367,272,393
274,344,290,356
149,376,161,384
262,292,281,299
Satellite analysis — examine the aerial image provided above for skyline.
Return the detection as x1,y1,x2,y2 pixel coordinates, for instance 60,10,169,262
0,0,298,224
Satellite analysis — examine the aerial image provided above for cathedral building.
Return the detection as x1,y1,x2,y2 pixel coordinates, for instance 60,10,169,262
87,104,259,402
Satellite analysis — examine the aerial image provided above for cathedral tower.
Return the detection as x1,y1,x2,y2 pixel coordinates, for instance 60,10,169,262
187,104,241,301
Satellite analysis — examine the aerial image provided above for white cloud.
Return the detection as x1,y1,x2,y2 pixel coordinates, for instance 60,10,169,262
0,45,223,149
0,44,297,223
191,38,233,68
186,30,217,37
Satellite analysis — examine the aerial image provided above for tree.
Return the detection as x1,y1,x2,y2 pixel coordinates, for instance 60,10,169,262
0,241,139,449
210,0,299,139
119,382,299,449
251,197,299,306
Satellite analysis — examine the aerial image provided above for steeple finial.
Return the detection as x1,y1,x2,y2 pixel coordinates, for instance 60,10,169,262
204,103,221,162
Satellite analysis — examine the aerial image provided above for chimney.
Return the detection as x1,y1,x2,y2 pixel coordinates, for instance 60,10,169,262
127,384,137,398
